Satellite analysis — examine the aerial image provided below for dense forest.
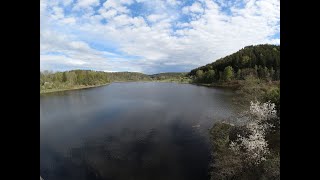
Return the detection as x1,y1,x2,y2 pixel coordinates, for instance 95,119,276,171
187,44,281,179
149,72,191,83
149,72,187,80
40,70,153,93
189,44,280,83
106,72,151,82
40,70,109,93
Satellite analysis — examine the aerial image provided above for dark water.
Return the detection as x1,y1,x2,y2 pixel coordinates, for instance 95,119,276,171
40,82,237,180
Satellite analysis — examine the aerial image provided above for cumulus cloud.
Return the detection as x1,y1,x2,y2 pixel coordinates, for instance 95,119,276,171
75,0,100,9
182,2,204,14
40,0,280,74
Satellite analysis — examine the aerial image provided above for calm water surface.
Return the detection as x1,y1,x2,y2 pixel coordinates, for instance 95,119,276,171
40,82,238,180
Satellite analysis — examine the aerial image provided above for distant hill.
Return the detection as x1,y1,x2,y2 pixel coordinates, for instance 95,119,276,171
105,72,151,82
40,70,153,93
149,72,187,80
188,44,280,82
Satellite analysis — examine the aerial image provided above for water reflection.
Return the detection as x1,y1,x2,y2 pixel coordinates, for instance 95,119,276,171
40,82,237,180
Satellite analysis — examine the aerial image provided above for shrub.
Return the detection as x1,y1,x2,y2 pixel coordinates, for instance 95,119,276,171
209,101,280,180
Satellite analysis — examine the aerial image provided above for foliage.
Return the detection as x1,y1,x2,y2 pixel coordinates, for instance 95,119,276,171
223,66,234,82
234,76,280,110
230,101,277,165
40,70,154,93
209,123,244,179
209,101,280,180
263,87,280,115
149,72,187,80
189,44,280,83
40,70,110,92
205,70,216,82
149,72,191,83
106,72,152,82
40,70,192,93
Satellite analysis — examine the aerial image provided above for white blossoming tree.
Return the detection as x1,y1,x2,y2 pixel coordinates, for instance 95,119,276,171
230,101,277,165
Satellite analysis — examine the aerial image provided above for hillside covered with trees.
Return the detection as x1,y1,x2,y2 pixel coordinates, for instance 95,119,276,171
40,70,152,93
105,72,151,82
40,44,280,179
40,70,193,93
149,72,186,80
149,72,191,83
188,44,281,179
189,44,280,83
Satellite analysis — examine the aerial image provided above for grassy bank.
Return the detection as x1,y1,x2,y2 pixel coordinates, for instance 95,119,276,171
40,83,110,94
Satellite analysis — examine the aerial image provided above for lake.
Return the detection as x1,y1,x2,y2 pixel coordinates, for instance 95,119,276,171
40,82,238,180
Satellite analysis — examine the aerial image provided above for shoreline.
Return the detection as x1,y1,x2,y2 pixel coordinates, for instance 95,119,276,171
191,82,242,89
40,83,110,94
40,80,244,95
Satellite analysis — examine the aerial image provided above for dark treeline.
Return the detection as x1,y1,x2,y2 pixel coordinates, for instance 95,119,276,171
188,44,280,83
40,70,110,91
149,72,187,81
106,72,151,82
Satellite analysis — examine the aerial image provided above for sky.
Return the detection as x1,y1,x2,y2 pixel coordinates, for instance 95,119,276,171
40,0,280,74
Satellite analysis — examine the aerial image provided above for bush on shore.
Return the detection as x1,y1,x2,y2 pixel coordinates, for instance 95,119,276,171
209,101,280,180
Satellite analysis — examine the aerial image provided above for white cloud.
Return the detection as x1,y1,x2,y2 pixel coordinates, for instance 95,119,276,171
62,0,74,6
182,2,204,14
75,0,99,8
102,0,133,14
99,9,117,19
147,14,167,23
267,38,280,44
41,55,87,66
40,0,280,73
60,17,76,24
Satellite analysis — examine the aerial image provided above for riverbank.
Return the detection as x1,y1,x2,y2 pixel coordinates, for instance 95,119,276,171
152,79,192,83
192,80,242,90
40,83,110,94
40,79,277,95
208,78,280,179
194,79,279,89
40,80,191,94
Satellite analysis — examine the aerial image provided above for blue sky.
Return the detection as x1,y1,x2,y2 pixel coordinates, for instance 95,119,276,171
40,0,280,74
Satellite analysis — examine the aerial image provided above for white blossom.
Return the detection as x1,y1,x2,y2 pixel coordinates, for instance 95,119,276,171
230,101,277,164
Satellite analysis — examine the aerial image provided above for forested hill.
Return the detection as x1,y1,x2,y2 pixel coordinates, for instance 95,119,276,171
40,70,152,93
106,72,151,82
188,44,280,83
40,44,280,93
149,72,187,80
